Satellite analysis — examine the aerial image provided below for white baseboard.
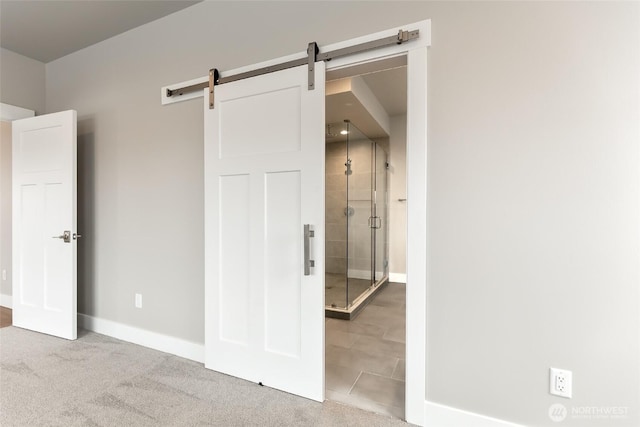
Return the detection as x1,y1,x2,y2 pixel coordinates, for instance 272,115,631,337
77,313,204,363
389,272,407,283
347,269,386,281
347,269,371,280
424,401,524,427
0,293,12,308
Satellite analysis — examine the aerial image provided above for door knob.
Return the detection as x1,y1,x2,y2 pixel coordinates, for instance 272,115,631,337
52,231,71,243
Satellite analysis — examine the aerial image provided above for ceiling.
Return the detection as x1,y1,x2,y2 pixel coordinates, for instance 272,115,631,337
1,0,407,125
360,67,407,118
0,0,201,63
327,66,407,142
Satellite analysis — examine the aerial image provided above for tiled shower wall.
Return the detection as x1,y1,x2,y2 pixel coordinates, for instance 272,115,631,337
325,141,348,274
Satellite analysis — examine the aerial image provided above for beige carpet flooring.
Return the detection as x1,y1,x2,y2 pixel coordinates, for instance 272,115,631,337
0,326,410,426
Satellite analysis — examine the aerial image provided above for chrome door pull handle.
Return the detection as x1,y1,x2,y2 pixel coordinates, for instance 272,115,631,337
304,224,315,276
73,233,82,240
368,217,382,229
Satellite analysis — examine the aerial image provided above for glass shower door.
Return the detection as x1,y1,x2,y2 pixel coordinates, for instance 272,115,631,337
324,121,388,316
346,122,373,308
324,123,349,309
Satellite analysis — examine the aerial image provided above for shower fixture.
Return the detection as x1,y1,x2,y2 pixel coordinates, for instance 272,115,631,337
345,158,352,175
326,122,349,139
326,124,338,138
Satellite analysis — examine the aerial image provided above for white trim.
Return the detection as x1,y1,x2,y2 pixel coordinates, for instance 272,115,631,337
160,75,207,105
0,293,12,308
161,20,431,106
405,44,428,426
424,401,525,427
78,313,204,363
347,268,386,281
0,103,34,121
323,20,430,73
389,273,407,284
347,269,370,280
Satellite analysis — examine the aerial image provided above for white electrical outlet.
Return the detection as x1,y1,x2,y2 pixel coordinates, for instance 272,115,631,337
1,270,6,281
550,367,572,398
135,293,142,309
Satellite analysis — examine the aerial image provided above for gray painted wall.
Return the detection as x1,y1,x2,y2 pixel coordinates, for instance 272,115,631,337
389,115,407,277
0,48,46,114
0,48,45,302
43,2,639,426
425,4,638,426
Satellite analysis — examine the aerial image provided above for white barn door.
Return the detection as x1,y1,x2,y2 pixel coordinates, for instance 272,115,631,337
12,110,77,340
204,64,325,401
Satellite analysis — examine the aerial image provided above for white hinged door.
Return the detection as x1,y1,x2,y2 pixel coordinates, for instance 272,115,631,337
12,110,77,340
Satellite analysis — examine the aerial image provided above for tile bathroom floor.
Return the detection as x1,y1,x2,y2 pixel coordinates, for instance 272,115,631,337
325,282,406,420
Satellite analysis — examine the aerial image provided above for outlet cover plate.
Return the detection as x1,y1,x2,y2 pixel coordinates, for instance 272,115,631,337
550,367,572,398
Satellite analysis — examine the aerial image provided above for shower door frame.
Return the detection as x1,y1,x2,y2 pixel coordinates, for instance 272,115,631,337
371,141,389,285
325,126,389,317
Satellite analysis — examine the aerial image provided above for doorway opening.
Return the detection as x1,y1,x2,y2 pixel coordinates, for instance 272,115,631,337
185,20,429,425
324,61,408,419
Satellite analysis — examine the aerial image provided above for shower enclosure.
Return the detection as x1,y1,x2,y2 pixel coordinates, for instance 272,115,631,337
325,121,388,319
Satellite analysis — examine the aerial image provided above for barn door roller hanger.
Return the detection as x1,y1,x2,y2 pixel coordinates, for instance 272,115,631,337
166,29,419,109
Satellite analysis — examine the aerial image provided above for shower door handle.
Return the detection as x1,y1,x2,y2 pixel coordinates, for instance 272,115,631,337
368,217,382,229
304,224,315,276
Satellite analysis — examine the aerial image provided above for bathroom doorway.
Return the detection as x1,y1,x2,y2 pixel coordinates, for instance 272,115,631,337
168,20,428,424
324,63,408,419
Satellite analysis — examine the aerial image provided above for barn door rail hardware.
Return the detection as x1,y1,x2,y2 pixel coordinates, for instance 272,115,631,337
166,29,419,109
